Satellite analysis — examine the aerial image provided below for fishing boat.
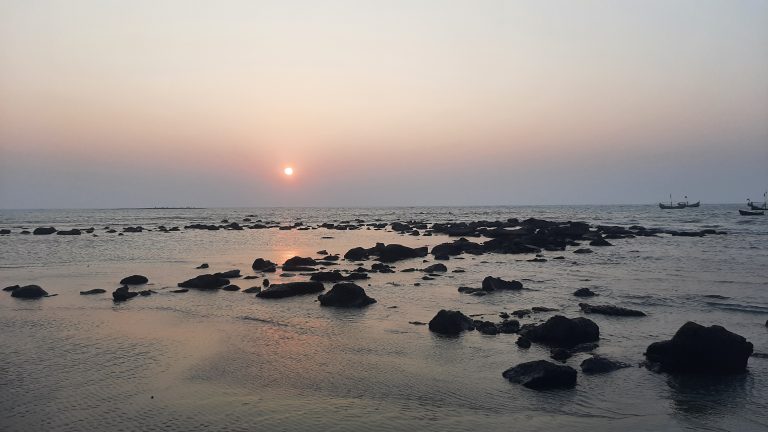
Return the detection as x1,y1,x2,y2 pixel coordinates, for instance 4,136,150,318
659,194,692,209
739,209,764,216
747,192,767,210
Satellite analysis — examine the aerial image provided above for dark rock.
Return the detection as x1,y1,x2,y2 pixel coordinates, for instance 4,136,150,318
263,278,270,287
33,227,56,235
0,229,10,235
196,263,209,269
138,290,153,296
703,294,729,299
532,306,558,313
3,285,20,292
243,275,259,280
282,256,317,271
120,275,148,285
344,247,370,261
512,309,531,318
256,281,325,299
428,310,475,335
317,283,376,307
214,269,241,279
516,337,532,348
570,342,599,354
579,303,646,317
502,360,577,390
57,229,81,235
573,288,597,297
482,276,522,291
423,263,447,273
376,244,428,263
527,258,547,262
580,356,630,374
178,274,230,290
498,320,520,334
251,258,277,272
644,321,753,374
80,288,106,295
550,348,572,362
409,321,427,325
589,237,613,246
316,249,328,255
11,285,48,299
573,248,593,254
172,288,189,293
112,286,138,301
523,315,600,348
222,284,241,291
243,286,261,294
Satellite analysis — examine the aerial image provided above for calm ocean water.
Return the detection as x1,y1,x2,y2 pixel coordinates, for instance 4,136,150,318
1,205,766,432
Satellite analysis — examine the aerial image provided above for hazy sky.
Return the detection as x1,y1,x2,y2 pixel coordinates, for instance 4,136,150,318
1,0,766,208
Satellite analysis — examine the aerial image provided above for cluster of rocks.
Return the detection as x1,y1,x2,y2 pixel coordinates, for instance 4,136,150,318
458,276,523,295
343,243,428,262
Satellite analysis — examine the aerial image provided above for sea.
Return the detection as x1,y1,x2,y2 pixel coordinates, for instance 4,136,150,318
0,205,766,432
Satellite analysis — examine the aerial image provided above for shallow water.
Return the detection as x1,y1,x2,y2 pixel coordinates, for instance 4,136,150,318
1,205,767,431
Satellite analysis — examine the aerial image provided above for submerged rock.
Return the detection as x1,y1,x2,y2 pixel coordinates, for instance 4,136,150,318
644,321,753,374
120,275,148,285
376,244,429,263
80,288,106,295
579,303,646,317
10,285,48,299
422,263,447,273
56,229,81,236
573,248,593,254
580,356,630,374
196,263,209,269
282,256,318,271
502,360,577,390
243,286,261,294
172,288,189,293
523,315,600,348
33,227,56,235
317,283,376,307
256,281,325,299
573,288,598,297
428,310,475,335
221,284,241,291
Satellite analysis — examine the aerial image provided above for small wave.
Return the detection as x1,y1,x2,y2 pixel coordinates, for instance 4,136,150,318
704,302,768,314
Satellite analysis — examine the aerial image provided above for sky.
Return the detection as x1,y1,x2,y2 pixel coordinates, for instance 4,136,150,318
1,0,766,208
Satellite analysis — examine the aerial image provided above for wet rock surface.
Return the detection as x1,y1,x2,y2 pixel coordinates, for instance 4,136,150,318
317,283,376,307
502,360,577,390
256,281,325,299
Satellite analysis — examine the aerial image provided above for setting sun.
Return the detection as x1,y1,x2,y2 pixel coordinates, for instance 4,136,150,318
283,167,294,176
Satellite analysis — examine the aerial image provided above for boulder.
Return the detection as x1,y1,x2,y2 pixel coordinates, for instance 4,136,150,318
33,227,56,235
221,284,241,291
0,229,10,235
516,337,532,348
10,285,48,299
644,321,753,374
523,315,600,348
573,288,597,297
214,269,241,279
178,274,230,290
579,303,646,317
376,244,428,263
498,320,521,334
243,286,261,294
428,310,475,335
482,276,522,291
282,256,318,271
423,263,447,273
251,258,277,272
344,247,370,261
56,229,81,235
580,356,630,374
317,283,376,307
196,263,209,269
120,275,148,285
589,237,612,246
256,281,325,299
80,288,106,295
112,286,138,302
502,360,577,390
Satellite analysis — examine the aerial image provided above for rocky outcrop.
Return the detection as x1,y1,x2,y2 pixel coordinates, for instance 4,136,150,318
428,310,475,335
482,276,523,291
502,360,577,390
317,283,376,307
644,322,753,374
256,281,325,299
579,303,646,317
282,256,318,271
573,288,597,297
422,263,447,273
522,315,600,348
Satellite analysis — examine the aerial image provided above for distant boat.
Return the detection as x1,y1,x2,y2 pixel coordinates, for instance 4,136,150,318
747,192,767,210
739,209,764,216
659,194,697,209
